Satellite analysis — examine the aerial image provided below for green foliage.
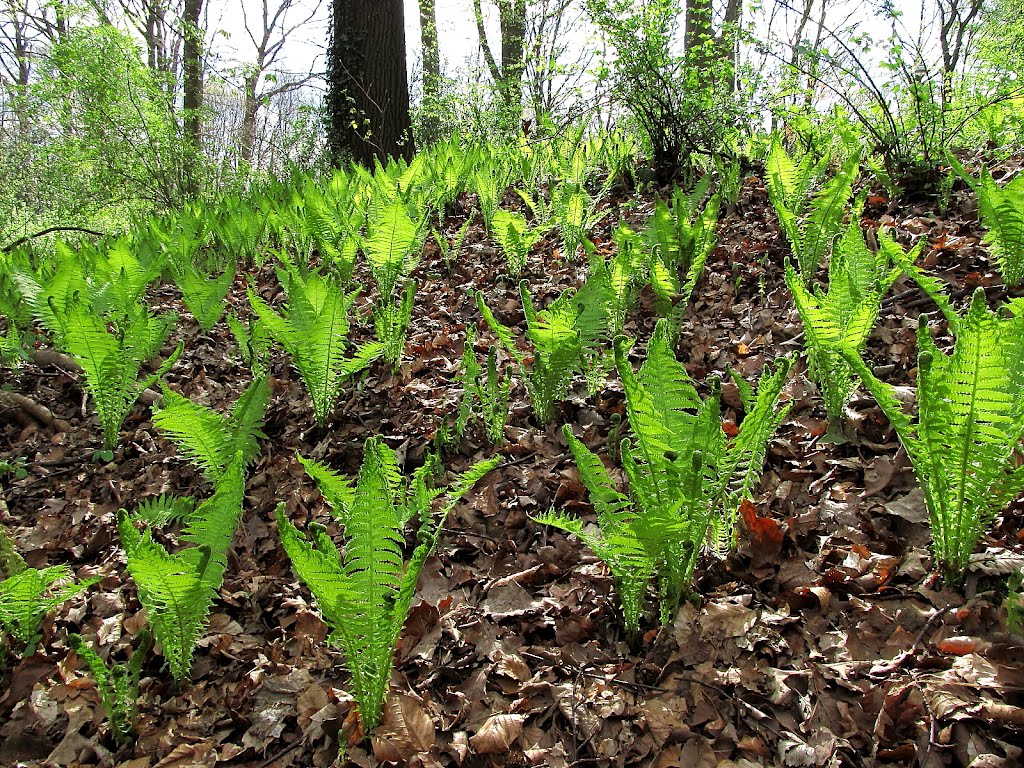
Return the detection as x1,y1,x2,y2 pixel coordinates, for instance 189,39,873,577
785,223,908,434
172,261,237,334
432,217,473,271
69,630,152,745
437,326,510,450
152,377,270,483
536,322,790,637
118,455,246,680
586,0,745,184
249,265,380,426
643,183,720,333
770,150,861,280
226,312,272,376
277,439,499,733
0,562,95,653
840,291,1024,580
1008,568,1024,634
765,136,830,215
477,270,612,423
373,280,416,367
948,154,1024,286
492,209,542,275
713,357,794,553
47,293,181,449
535,322,720,637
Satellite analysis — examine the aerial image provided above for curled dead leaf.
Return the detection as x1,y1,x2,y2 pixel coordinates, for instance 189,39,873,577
469,713,525,754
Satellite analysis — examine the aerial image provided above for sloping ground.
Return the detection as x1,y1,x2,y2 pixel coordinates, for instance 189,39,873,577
1,160,1023,768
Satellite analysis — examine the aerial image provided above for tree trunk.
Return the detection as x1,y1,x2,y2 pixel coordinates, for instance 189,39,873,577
182,0,204,192
418,0,441,142
240,73,261,166
684,0,713,71
472,0,525,117
327,0,413,166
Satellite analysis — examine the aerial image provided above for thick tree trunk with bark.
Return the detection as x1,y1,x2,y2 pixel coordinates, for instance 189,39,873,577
327,0,413,166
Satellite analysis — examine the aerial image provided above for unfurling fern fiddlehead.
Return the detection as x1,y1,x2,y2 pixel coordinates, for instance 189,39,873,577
277,439,498,736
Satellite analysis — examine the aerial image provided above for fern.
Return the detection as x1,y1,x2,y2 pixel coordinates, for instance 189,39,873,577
373,280,416,366
69,630,152,745
226,312,272,376
710,356,794,554
437,328,509,450
477,270,611,423
492,209,541,275
537,322,789,636
772,150,861,280
840,290,1024,579
643,186,721,336
48,293,181,448
119,454,245,679
364,200,425,301
0,563,95,652
152,376,269,483
249,266,381,426
785,222,907,435
172,260,236,334
765,135,830,216
277,439,499,734
432,217,473,271
948,155,1024,286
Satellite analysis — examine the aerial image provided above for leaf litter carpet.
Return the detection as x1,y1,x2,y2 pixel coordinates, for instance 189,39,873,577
1,162,1023,768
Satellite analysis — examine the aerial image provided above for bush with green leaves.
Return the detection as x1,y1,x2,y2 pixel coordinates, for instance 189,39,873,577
535,322,790,638
948,154,1024,286
276,440,499,735
586,0,745,185
152,377,270,484
249,263,381,426
118,454,246,680
769,144,861,281
785,224,910,437
1,529,96,661
840,291,1024,580
477,271,612,424
69,630,152,745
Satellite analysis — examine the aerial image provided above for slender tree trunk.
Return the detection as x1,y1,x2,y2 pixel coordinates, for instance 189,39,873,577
418,0,441,142
241,73,260,166
327,0,413,166
498,0,526,111
182,0,204,192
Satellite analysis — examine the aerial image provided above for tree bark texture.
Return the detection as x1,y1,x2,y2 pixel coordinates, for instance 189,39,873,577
328,0,413,166
418,0,441,141
182,0,204,192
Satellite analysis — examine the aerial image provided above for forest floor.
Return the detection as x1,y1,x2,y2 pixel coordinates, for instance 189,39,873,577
1,157,1024,768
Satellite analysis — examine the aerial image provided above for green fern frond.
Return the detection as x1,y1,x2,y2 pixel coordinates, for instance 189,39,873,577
152,378,269,483
248,270,361,426
841,290,1024,579
0,564,95,648
119,455,245,680
69,631,152,745
173,261,236,333
50,294,181,448
279,440,496,733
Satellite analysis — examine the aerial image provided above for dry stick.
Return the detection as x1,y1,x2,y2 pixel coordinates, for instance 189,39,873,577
2,226,106,252
869,605,951,679
0,391,69,432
